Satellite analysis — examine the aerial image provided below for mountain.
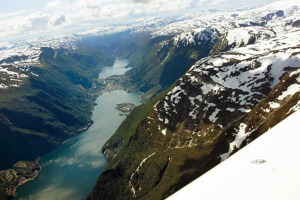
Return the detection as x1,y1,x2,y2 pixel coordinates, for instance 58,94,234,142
0,43,112,168
0,35,115,198
88,1,300,199
111,0,300,97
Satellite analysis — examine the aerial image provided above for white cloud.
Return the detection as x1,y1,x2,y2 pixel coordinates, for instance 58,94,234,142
27,12,49,29
45,0,66,12
197,0,231,6
0,12,49,39
0,0,197,39
0,12,64,40
0,0,277,41
43,0,193,25
48,14,66,26
0,11,29,20
131,0,151,3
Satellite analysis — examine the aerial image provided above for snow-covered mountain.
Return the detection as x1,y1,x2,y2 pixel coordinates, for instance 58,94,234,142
154,26,299,150
1,0,298,91
89,1,300,200
0,35,80,89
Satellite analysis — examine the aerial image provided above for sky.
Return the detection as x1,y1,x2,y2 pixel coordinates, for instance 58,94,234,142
0,0,279,41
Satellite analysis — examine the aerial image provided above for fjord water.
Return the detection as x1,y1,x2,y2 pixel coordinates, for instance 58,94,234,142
98,59,131,79
15,60,140,200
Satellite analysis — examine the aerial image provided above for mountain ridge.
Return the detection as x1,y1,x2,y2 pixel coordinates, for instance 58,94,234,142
89,2,300,199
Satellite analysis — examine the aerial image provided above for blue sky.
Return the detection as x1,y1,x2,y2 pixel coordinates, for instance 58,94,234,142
0,0,279,41
0,0,50,13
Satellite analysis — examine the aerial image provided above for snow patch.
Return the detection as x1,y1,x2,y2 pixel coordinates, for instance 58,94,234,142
269,102,280,109
189,95,203,106
263,108,271,113
154,101,160,111
239,108,251,113
129,153,156,197
170,86,186,104
277,84,300,101
201,84,221,95
226,108,235,112
220,123,254,161
288,100,300,114
0,83,8,89
226,28,252,46
209,108,220,123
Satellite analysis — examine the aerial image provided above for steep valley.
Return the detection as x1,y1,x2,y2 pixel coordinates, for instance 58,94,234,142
0,46,114,169
89,2,300,200
0,41,115,198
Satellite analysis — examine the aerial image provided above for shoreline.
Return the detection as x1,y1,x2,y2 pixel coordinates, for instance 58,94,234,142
0,75,103,200
5,60,139,200
0,159,42,199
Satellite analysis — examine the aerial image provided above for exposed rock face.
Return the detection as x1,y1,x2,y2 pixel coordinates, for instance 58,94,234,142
263,10,285,21
292,19,300,27
210,27,276,54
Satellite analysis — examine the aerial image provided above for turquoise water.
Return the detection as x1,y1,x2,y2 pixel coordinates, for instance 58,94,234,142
98,59,130,79
15,61,140,200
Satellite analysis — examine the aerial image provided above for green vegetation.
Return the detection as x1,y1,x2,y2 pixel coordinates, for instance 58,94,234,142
0,45,114,170
106,32,216,97
102,89,168,161
89,61,300,199
88,32,224,200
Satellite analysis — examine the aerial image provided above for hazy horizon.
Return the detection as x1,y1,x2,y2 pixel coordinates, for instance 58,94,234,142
0,0,280,42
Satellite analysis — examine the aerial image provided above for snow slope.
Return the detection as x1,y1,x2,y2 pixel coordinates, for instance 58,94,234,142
155,27,300,132
168,110,300,200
